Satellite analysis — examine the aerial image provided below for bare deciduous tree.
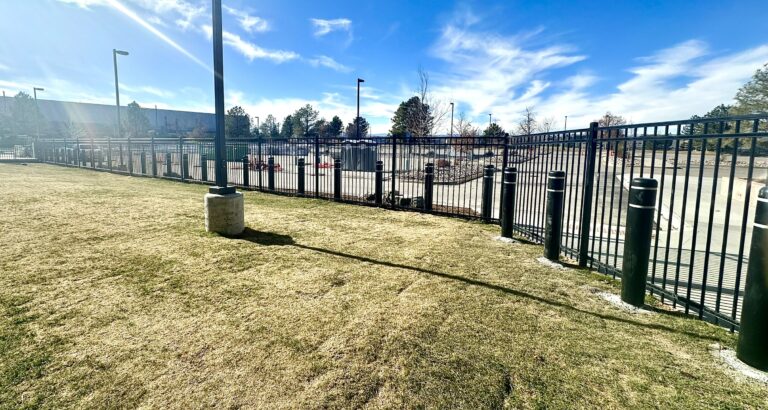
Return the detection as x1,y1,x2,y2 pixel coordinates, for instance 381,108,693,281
516,106,538,135
415,67,450,136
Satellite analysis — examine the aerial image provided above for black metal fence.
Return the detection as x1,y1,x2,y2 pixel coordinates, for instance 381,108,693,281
33,114,768,329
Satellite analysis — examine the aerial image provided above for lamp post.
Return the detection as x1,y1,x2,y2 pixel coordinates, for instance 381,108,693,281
356,78,364,140
488,113,492,127
449,102,454,139
113,49,129,139
204,0,244,236
32,87,44,140
564,115,568,131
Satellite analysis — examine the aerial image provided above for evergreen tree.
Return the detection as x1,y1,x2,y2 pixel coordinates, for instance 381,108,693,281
225,106,251,139
389,96,431,138
328,115,343,137
280,115,293,138
258,114,279,139
291,104,319,137
735,64,768,114
483,123,504,138
345,117,370,139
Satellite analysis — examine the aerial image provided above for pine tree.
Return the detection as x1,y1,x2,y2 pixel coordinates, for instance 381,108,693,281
735,64,768,114
280,115,293,138
225,106,251,139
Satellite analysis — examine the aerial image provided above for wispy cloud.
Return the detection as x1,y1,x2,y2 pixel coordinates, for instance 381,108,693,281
310,18,351,36
0,63,10,72
223,5,269,33
120,83,176,98
131,0,205,31
307,56,351,73
56,0,108,9
201,25,299,63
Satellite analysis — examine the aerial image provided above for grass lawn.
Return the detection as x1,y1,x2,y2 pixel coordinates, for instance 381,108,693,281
0,163,765,409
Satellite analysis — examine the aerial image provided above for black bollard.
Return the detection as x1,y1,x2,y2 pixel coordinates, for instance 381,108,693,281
81,149,87,167
182,153,189,181
297,158,306,195
242,156,249,186
481,165,495,221
374,160,383,205
267,156,275,191
544,170,566,261
107,139,112,171
737,186,768,370
334,158,342,200
127,139,133,174
200,154,208,182
424,163,434,210
165,152,172,176
620,178,658,307
501,167,517,238
140,151,147,174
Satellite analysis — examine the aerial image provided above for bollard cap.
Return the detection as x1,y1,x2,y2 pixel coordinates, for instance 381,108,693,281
504,167,517,174
548,170,566,178
756,186,768,227
631,177,658,189
629,178,658,208
760,185,768,200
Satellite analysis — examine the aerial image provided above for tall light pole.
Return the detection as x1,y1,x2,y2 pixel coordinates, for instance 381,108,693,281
204,0,244,236
488,113,492,127
356,78,364,140
449,102,454,139
564,115,568,131
113,49,129,139
255,116,259,136
33,87,44,140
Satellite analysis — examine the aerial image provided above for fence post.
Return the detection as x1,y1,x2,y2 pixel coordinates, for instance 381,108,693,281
424,163,434,210
481,165,495,221
140,151,147,174
242,156,249,186
75,138,81,167
314,134,320,198
150,135,157,177
334,158,342,200
182,153,189,181
200,154,208,182
544,170,567,261
390,136,397,208
127,138,133,175
297,158,306,195
107,138,112,171
165,152,172,176
118,142,124,168
268,156,275,191
501,167,517,238
257,134,263,190
737,186,768,371
620,178,658,307
90,139,95,168
578,122,599,267
375,160,383,205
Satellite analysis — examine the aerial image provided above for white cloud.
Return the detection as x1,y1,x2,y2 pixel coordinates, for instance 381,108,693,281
201,25,299,63
0,63,9,72
120,83,176,98
307,56,351,73
223,5,269,33
310,18,351,36
56,0,109,9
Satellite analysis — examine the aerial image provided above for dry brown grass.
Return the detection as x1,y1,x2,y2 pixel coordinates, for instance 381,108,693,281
0,163,766,409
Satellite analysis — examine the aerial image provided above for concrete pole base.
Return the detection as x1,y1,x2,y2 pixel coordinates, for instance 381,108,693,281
204,192,245,236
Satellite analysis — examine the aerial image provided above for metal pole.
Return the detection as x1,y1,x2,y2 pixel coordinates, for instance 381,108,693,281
113,50,123,140
620,178,658,307
356,78,364,140
297,158,305,195
579,122,599,267
450,102,454,139
374,160,383,205
424,163,434,210
267,156,275,190
334,158,342,200
242,156,249,186
201,154,208,182
210,0,232,194
501,167,517,238
564,115,568,131
481,165,495,221
737,186,768,370
544,170,566,261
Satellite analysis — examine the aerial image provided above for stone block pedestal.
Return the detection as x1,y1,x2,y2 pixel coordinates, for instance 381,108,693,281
204,192,244,235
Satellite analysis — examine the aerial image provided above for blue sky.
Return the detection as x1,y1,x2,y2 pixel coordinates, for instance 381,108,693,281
1,0,767,134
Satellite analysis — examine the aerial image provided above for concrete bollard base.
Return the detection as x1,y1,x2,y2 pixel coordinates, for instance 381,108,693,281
204,192,245,236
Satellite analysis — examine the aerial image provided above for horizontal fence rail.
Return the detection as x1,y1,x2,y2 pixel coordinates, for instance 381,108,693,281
32,114,768,329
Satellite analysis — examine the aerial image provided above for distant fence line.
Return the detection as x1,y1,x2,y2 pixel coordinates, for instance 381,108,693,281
31,114,768,329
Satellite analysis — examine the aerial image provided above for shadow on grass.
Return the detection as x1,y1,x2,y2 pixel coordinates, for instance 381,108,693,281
233,228,721,342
